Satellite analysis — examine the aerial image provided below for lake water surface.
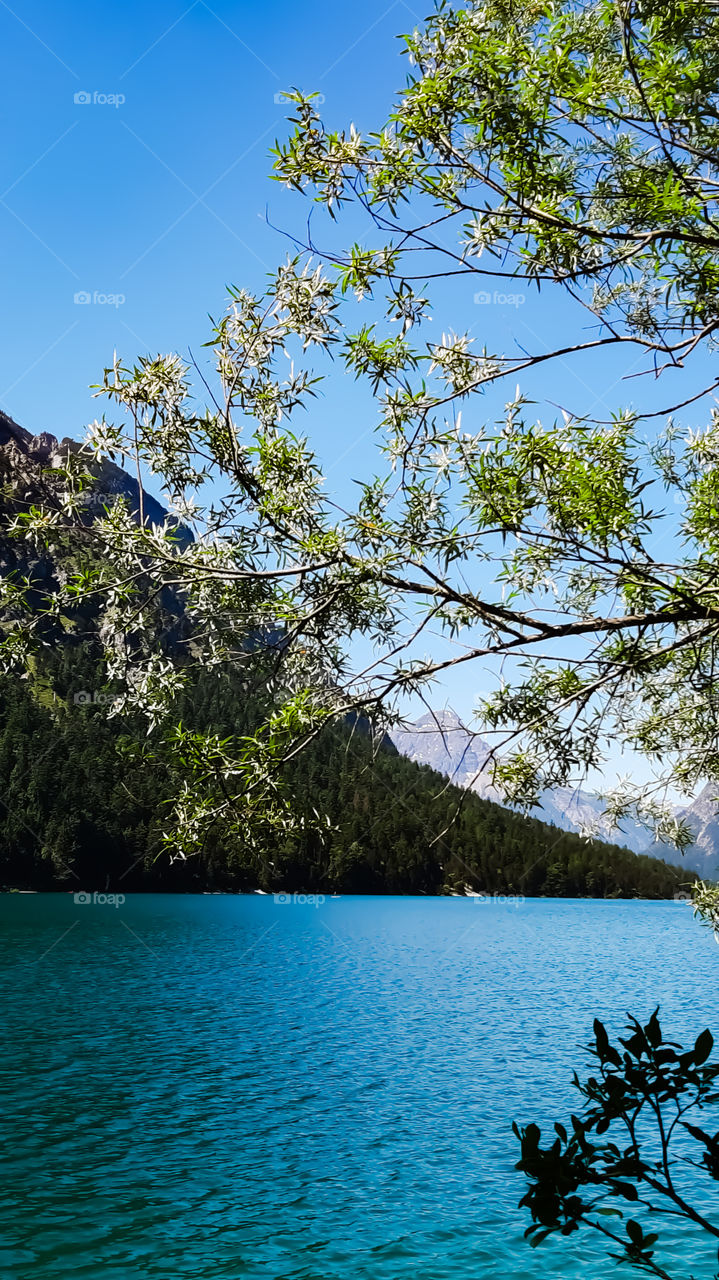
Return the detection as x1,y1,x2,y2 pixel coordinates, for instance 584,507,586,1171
1,895,718,1279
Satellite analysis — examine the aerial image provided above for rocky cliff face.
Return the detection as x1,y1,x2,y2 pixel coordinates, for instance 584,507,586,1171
0,408,180,532
0,411,190,647
655,784,719,879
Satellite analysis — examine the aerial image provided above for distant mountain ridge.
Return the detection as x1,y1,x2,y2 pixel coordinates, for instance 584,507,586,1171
391,709,719,879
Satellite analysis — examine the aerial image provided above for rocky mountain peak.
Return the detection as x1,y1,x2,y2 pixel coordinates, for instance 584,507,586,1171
0,411,190,542
391,708,491,783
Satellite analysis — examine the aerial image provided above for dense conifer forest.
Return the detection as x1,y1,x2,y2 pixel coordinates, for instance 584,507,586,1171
0,645,696,898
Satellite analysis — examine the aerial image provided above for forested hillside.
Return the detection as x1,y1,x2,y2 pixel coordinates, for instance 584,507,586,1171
0,418,703,899
0,646,697,898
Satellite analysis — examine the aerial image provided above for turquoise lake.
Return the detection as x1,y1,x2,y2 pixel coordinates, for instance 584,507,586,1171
1,894,718,1279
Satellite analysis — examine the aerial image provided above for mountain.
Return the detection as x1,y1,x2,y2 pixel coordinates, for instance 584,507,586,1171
391,709,712,872
390,709,492,785
0,417,701,897
0,649,696,898
390,709,647,842
0,410,192,651
535,788,652,858
652,785,719,880
0,408,180,532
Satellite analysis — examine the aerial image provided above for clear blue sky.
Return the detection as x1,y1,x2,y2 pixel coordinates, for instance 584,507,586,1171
3,0,707,439
1,0,712,795
0,0,419,437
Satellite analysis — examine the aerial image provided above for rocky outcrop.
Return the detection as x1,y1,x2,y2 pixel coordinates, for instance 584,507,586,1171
648,784,719,880
0,409,187,535
0,411,190,648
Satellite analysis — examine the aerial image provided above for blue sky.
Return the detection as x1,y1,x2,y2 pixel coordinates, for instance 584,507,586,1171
3,0,705,442
0,0,712,795
0,0,417,437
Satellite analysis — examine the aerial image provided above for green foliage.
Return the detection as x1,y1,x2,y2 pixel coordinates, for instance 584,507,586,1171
5,0,719,923
0,645,695,898
515,1010,719,1279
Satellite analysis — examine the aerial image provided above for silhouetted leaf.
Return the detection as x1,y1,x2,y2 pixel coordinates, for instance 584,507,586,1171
694,1029,713,1066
